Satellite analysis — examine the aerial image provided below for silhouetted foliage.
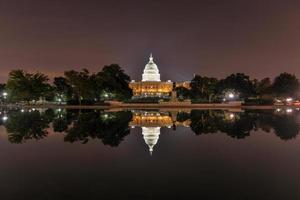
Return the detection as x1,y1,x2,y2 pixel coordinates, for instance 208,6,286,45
219,112,258,139
176,86,191,99
5,110,50,143
272,73,300,98
217,73,256,99
64,69,95,105
96,64,132,100
53,77,73,101
6,70,51,102
64,111,132,146
190,110,222,135
1,109,300,144
177,111,190,122
190,76,219,102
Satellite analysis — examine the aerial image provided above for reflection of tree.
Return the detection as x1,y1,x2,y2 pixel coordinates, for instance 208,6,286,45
258,112,300,140
64,111,100,143
189,110,222,135
64,111,132,146
219,112,257,139
189,109,300,140
176,112,190,122
100,112,132,146
272,115,300,140
5,111,50,143
2,109,300,144
53,118,69,132
189,110,257,139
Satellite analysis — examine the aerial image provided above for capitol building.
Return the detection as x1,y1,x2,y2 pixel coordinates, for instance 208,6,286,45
129,54,173,98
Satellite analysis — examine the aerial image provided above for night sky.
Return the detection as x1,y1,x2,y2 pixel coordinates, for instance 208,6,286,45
1,0,300,82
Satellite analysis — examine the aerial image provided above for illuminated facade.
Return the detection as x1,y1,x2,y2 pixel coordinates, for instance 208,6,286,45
129,54,173,98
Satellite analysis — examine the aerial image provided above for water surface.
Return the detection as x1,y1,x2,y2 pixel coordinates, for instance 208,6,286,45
0,108,300,199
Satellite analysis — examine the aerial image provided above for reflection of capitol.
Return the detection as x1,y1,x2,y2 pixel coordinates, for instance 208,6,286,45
130,110,190,155
141,127,160,155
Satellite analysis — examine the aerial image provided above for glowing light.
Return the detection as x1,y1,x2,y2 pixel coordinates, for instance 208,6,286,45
21,109,24,113
286,108,293,113
286,98,293,102
228,93,234,98
2,92,7,96
2,116,8,121
229,113,235,119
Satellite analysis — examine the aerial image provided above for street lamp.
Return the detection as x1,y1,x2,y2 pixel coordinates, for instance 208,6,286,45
2,116,8,121
228,93,234,99
224,90,238,101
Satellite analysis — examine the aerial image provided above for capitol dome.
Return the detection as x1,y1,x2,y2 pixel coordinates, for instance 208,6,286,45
142,54,161,82
142,127,161,155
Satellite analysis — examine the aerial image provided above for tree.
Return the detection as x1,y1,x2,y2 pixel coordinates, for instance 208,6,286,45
6,70,50,102
64,69,94,105
254,78,272,97
96,64,132,100
175,86,190,99
217,73,256,99
272,73,300,98
0,84,5,92
190,75,218,102
0,84,6,102
53,77,73,101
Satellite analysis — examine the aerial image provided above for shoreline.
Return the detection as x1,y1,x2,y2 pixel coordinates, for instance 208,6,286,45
0,103,299,110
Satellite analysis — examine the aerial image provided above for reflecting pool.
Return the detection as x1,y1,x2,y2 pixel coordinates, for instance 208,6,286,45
0,108,300,199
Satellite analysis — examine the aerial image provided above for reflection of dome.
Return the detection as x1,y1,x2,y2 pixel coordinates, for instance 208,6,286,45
142,54,161,82
142,127,161,155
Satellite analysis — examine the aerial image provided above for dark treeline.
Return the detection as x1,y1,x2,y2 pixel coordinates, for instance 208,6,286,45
0,64,299,104
1,64,132,105
177,73,300,104
0,109,299,145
